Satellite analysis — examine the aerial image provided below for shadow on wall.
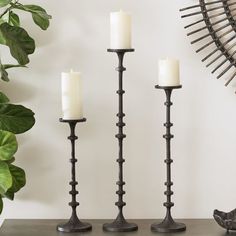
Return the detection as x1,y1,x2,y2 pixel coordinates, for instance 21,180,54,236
17,141,60,205
0,79,35,103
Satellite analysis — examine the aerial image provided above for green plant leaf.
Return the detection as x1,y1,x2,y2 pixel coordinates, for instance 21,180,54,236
0,104,35,134
0,0,12,8
0,23,35,65
3,190,13,200
0,15,7,44
13,4,51,30
0,29,6,44
5,156,14,164
0,91,9,103
9,164,25,191
25,5,51,30
9,165,26,193
0,130,17,161
4,164,26,200
0,63,9,81
9,11,20,27
0,161,12,195
0,195,3,214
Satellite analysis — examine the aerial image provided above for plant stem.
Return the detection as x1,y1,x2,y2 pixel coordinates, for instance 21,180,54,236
0,1,18,18
0,8,10,19
0,1,20,24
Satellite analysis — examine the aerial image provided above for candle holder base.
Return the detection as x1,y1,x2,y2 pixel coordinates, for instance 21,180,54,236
103,217,138,232
151,218,186,233
57,117,92,233
103,48,137,232
57,218,92,233
151,85,186,233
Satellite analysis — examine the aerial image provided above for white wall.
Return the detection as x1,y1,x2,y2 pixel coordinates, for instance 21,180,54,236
1,0,236,220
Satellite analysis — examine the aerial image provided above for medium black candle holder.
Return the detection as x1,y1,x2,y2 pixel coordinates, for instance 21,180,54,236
103,49,138,232
151,85,186,233
57,118,92,233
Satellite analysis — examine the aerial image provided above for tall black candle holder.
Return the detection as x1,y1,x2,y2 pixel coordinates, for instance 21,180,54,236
57,118,92,233
103,49,138,232
151,85,186,233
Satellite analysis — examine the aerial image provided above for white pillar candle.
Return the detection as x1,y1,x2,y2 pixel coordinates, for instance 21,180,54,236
110,10,132,49
61,70,83,120
158,58,180,86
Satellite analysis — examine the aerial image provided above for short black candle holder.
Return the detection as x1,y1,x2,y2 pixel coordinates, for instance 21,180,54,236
103,49,138,232
151,85,186,233
57,118,92,233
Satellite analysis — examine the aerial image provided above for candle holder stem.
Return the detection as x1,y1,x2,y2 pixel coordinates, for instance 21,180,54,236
103,49,138,232
57,118,92,233
151,85,186,233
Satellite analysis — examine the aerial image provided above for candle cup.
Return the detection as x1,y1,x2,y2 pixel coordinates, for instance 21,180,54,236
151,85,186,233
103,49,138,232
57,118,92,233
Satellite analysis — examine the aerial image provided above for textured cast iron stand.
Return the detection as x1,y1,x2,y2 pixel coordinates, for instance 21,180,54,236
57,118,92,233
103,49,138,232
151,85,186,233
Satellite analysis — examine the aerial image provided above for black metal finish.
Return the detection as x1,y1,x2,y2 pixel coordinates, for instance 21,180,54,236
103,49,138,232
214,209,236,233
151,85,186,233
57,118,92,233
180,0,236,90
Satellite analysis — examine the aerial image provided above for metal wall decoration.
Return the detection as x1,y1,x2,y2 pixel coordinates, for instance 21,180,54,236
180,0,236,91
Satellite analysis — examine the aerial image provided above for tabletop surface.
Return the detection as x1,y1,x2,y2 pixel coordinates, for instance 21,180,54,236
0,219,232,236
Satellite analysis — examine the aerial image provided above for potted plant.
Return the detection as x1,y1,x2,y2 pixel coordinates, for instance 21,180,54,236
0,0,51,214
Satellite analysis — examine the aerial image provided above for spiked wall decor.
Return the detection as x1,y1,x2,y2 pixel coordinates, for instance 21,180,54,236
180,0,236,91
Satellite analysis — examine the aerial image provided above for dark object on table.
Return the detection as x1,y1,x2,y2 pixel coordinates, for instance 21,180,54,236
214,209,236,233
57,119,92,233
151,86,186,233
103,49,138,232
